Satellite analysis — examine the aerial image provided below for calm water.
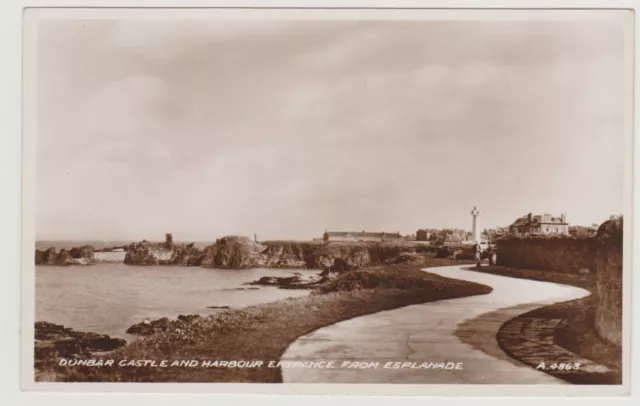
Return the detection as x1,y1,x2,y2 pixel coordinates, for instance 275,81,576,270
36,264,315,340
94,251,127,262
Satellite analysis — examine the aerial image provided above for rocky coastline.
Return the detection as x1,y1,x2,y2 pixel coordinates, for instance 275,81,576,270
122,235,437,270
35,236,441,275
35,244,128,266
34,321,127,373
35,245,96,266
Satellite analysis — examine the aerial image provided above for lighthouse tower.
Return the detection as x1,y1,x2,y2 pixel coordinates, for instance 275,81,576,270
471,206,481,244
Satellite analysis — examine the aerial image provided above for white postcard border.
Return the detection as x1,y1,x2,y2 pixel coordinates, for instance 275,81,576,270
3,0,637,403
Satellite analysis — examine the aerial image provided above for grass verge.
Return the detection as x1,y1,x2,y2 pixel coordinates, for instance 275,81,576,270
39,262,491,382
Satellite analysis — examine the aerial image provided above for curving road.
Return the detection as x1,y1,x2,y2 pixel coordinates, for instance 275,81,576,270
281,265,591,384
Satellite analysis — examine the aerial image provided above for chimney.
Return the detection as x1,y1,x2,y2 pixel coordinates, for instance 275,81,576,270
561,213,566,223
165,233,173,247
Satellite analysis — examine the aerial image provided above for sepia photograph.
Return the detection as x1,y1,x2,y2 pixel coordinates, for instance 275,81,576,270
20,6,633,395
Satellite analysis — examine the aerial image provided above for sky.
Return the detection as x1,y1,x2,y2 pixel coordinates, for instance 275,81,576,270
33,15,629,241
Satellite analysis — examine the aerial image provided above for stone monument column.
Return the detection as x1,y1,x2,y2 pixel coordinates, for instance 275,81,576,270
471,206,481,244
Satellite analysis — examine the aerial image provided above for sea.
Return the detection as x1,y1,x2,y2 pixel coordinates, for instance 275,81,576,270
35,241,315,341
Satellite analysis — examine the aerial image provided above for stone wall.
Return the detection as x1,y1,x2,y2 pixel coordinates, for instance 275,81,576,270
495,217,624,347
495,236,595,273
593,217,623,347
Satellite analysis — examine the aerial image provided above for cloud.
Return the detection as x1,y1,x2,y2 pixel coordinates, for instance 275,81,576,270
34,17,628,239
106,19,302,60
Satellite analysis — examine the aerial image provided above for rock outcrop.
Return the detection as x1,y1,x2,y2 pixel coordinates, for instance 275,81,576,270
246,271,331,289
124,241,204,266
260,242,310,268
35,245,95,266
35,247,58,265
259,240,413,271
69,245,94,260
199,237,397,270
126,314,202,337
201,236,266,268
309,242,373,269
34,321,126,370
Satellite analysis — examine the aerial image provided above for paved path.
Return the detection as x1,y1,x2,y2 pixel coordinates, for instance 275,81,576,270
281,265,590,384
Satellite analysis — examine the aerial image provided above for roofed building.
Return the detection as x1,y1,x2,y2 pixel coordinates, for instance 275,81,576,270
509,213,569,236
416,229,431,241
569,225,598,237
323,230,403,242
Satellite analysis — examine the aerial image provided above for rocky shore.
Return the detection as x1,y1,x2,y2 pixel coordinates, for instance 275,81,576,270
36,258,489,383
34,321,127,372
246,271,334,289
125,314,203,337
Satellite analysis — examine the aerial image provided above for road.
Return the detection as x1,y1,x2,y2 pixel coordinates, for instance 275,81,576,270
280,265,590,384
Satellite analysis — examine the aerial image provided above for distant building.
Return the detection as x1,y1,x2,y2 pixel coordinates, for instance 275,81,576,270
416,228,443,241
416,229,430,241
508,213,569,236
482,227,509,241
443,230,472,243
323,230,403,242
569,225,598,237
